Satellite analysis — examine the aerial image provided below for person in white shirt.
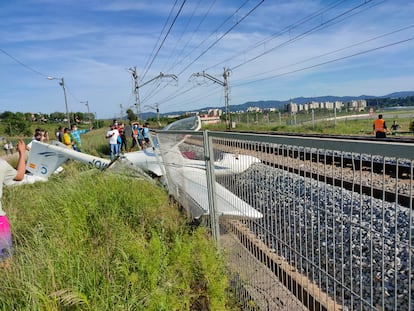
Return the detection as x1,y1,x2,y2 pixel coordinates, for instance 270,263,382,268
7,142,13,155
3,143,9,156
105,124,120,160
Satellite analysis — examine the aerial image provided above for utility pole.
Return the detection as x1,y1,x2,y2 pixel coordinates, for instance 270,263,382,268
190,68,231,130
145,103,161,127
128,67,140,121
47,76,70,128
80,101,91,128
128,68,177,122
223,68,230,129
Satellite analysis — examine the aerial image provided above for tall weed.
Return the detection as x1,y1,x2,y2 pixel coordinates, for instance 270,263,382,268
0,166,230,310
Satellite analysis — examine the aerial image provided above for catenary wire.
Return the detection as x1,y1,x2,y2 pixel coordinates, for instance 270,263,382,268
132,0,402,116
231,0,375,71
169,0,250,77
141,0,248,103
140,0,187,85
165,0,217,74
232,36,414,87
143,0,363,107
142,0,266,108
139,0,180,84
176,0,265,76
161,0,204,73
203,0,349,72
237,24,414,82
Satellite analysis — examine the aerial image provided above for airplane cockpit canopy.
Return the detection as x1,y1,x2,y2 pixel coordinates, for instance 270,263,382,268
162,116,201,131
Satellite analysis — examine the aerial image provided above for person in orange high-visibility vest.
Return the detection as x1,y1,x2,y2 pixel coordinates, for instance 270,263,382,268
373,114,388,138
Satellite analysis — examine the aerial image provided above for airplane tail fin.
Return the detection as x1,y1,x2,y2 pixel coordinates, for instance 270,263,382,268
26,141,69,179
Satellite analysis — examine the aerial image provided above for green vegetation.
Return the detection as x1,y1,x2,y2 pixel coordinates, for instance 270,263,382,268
0,166,231,310
0,131,235,309
1,107,413,309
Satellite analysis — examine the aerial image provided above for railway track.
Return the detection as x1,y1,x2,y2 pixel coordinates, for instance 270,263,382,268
170,131,414,309
183,132,414,208
231,131,414,179
230,131,414,142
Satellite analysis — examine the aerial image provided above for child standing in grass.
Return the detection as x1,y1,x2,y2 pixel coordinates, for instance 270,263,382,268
0,139,27,268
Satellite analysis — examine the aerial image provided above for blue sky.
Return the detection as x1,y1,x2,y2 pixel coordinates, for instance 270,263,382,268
1,0,413,119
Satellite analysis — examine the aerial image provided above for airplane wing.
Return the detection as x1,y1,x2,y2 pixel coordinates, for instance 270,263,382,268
24,118,262,219
182,153,261,176
121,147,163,177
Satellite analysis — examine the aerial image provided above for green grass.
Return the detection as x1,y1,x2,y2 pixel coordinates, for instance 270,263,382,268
1,110,413,309
0,160,233,310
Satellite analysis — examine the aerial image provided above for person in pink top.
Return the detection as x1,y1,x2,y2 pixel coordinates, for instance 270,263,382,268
0,139,27,268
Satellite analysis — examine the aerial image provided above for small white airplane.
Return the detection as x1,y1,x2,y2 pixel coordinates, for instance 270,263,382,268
25,116,263,219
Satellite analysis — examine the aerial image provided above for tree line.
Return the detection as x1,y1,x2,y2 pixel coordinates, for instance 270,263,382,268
366,96,414,107
0,111,97,136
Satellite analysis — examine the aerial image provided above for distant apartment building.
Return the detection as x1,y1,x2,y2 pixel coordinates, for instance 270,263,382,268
199,108,222,125
347,100,367,111
184,111,200,116
185,98,365,118
286,100,347,113
323,101,334,110
207,108,222,117
286,102,298,113
246,106,261,113
308,101,320,110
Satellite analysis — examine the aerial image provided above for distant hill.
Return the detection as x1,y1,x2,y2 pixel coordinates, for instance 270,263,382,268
233,91,414,111
141,91,414,120
380,91,414,99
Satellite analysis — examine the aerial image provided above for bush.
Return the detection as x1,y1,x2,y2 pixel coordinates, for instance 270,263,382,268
0,168,230,310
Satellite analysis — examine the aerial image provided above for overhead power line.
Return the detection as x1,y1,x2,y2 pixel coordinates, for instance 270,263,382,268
164,0,217,74
146,0,265,110
204,0,349,71
0,48,49,78
241,24,414,82
140,0,187,83
167,0,249,77
233,36,414,87
231,0,375,71
177,0,265,76
162,0,204,72
139,0,179,84
0,47,84,111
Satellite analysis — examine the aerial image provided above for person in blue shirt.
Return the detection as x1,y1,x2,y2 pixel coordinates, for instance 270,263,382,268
70,124,91,152
142,123,151,147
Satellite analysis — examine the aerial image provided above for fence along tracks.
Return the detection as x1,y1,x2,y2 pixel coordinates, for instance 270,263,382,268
203,133,414,208
181,132,414,310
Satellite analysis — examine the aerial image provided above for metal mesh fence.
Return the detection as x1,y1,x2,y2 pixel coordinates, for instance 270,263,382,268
156,130,414,311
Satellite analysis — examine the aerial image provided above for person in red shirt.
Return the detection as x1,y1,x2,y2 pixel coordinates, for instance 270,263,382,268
118,122,127,153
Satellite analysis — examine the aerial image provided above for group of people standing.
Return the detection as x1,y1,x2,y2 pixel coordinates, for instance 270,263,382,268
105,120,150,160
56,125,91,152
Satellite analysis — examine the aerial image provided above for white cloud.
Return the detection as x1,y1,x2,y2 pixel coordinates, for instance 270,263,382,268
0,0,413,117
